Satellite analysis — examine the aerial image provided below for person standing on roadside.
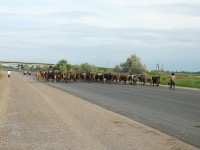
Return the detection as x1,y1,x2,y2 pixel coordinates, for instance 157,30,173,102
170,73,176,90
8,70,11,78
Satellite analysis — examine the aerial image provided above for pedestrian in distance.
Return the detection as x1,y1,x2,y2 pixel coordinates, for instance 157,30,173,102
169,73,176,90
8,70,11,78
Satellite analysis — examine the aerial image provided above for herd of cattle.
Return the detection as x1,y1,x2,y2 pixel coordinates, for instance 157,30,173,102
35,70,160,86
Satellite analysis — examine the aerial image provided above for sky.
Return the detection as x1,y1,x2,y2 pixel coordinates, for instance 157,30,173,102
0,0,200,72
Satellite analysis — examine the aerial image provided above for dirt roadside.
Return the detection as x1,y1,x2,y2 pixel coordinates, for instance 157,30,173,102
0,71,199,150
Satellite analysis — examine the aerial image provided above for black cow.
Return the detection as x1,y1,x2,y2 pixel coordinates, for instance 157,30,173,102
95,73,104,82
152,76,160,86
103,73,112,83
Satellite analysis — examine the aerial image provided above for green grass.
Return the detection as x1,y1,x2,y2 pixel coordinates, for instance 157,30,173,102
97,67,113,72
159,72,200,89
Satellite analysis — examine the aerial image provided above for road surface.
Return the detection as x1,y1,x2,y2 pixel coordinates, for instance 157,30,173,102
0,71,199,149
37,73,200,148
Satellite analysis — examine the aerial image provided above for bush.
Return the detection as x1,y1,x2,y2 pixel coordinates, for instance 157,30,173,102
160,76,167,84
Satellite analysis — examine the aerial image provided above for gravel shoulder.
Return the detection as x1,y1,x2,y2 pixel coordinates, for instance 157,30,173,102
0,71,199,150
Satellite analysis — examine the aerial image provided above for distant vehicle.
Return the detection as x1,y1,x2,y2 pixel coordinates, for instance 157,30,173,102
23,71,31,75
24,71,27,75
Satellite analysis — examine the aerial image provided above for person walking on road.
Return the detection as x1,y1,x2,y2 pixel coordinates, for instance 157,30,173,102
8,70,11,78
170,73,176,90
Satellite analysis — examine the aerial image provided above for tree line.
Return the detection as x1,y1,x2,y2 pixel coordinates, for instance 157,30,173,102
1,54,200,75
40,54,147,74
0,54,159,74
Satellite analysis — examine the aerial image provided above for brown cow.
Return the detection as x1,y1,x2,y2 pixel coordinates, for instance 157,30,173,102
48,70,61,82
76,73,81,82
35,71,41,82
119,74,128,84
128,74,138,85
63,72,71,83
80,73,86,82
132,75,138,85
44,71,50,82
40,71,50,82
70,73,80,82
146,77,152,85
85,73,96,82
112,74,120,83
138,74,147,85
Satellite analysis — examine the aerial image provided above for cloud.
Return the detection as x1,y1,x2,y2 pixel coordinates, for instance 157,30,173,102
97,0,199,8
48,11,98,18
1,22,199,50
150,3,200,16
0,0,200,71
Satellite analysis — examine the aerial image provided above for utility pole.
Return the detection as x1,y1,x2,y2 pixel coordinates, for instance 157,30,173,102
156,62,160,75
156,63,159,71
161,63,164,72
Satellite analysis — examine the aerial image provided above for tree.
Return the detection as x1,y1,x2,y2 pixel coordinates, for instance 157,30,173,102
41,66,49,71
80,63,98,73
35,65,42,71
71,65,81,73
54,59,69,72
59,64,67,72
57,59,68,66
20,64,25,70
23,64,29,70
117,54,146,74
17,64,21,70
113,65,122,73
29,65,35,71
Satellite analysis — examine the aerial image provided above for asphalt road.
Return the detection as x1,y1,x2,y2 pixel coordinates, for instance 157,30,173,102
28,74,200,147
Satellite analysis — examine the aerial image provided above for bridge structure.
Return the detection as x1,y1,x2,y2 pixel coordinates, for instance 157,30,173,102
0,61,55,67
